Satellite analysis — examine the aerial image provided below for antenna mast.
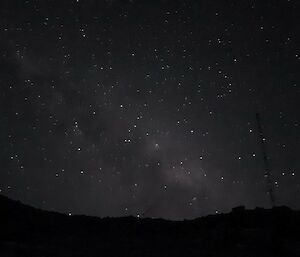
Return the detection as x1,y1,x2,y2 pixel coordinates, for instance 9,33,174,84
255,113,275,207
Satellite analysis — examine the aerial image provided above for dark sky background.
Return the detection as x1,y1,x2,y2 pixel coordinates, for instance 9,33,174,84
0,0,299,220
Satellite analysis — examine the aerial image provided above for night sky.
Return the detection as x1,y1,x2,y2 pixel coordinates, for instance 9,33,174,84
0,0,299,220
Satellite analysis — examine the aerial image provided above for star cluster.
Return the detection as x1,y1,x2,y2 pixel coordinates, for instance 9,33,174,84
0,0,299,219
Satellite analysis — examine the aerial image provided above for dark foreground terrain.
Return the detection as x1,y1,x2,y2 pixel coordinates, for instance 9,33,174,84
1,195,300,257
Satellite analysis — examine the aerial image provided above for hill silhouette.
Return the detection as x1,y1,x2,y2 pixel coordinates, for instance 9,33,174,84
1,195,300,257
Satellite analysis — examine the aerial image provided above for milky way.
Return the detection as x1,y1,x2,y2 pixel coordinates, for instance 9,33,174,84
0,0,299,219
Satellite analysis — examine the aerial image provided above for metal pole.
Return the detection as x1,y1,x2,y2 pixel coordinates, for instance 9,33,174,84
255,113,275,207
